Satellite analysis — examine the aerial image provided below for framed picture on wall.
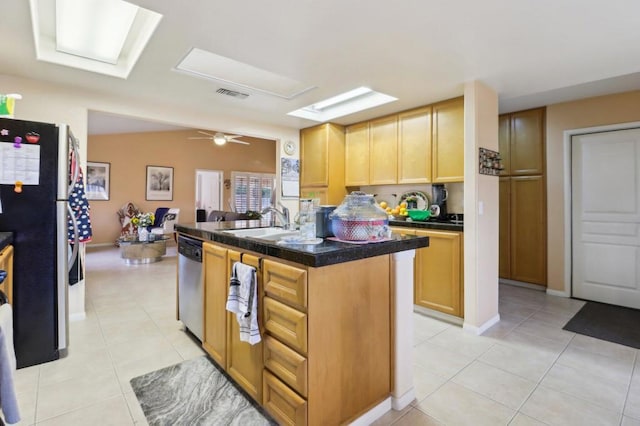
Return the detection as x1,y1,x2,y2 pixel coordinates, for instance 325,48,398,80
146,165,174,201
86,161,110,200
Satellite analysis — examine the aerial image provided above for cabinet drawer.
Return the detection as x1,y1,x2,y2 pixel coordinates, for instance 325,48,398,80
263,370,307,426
263,260,307,310
264,335,308,397
264,297,308,355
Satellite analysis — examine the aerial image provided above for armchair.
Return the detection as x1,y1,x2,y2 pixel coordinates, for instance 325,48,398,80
151,208,180,239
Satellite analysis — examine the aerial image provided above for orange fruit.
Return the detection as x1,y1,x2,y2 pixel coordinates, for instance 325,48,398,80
400,201,408,208
379,201,388,209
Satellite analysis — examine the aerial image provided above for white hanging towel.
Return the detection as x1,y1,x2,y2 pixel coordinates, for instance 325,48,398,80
0,303,20,424
226,261,261,345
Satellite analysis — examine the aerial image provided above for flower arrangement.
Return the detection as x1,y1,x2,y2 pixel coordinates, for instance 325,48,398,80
131,212,155,229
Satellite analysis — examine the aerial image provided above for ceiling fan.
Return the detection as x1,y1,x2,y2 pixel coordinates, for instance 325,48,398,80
188,130,250,146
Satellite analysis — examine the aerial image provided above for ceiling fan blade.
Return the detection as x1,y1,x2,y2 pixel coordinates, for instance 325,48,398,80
197,130,215,136
188,136,212,139
226,134,243,140
229,140,250,145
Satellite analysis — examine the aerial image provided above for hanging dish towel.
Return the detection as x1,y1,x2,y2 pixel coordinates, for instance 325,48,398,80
0,304,20,424
226,262,261,345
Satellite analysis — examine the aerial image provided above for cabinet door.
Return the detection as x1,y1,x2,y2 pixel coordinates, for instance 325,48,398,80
398,107,432,184
510,108,545,175
300,125,329,187
227,251,263,403
0,245,13,305
345,122,370,186
369,115,398,184
202,242,228,367
498,114,511,176
432,97,464,183
510,176,547,285
499,177,511,278
414,230,462,317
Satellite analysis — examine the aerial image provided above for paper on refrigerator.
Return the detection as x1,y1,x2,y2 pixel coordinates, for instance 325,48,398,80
0,142,40,185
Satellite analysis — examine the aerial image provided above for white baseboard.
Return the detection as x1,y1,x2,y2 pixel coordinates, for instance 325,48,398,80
69,312,86,322
349,397,391,426
546,288,570,298
463,314,500,335
392,388,416,411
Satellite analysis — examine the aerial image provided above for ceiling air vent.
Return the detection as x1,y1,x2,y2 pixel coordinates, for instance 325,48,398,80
216,88,249,99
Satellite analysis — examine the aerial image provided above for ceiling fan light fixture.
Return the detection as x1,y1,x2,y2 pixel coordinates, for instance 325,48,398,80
213,133,227,145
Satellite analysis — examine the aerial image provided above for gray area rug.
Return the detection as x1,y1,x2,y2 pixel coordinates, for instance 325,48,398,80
130,356,276,426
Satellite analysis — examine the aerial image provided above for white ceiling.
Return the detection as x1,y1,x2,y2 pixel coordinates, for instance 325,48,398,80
2,0,640,134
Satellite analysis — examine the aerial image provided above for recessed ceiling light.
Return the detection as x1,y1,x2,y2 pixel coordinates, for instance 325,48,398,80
175,48,315,100
29,0,162,78
288,87,397,122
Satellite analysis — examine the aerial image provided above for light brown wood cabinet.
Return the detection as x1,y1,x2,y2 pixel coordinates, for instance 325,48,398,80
0,245,13,305
369,115,398,184
344,122,370,186
505,176,547,285
202,243,263,402
499,107,547,286
398,106,432,184
202,244,392,425
414,229,464,317
432,97,464,183
346,98,463,186
202,242,227,367
390,227,464,318
300,123,347,205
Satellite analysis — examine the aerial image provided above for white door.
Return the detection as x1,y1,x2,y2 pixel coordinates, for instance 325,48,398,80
572,128,640,309
195,170,223,220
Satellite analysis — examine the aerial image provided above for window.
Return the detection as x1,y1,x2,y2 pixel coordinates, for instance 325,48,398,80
231,172,276,214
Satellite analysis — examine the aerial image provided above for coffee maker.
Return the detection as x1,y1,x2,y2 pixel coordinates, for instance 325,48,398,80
431,184,448,219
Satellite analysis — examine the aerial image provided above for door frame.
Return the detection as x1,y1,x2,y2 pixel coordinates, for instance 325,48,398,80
195,169,224,220
562,120,640,298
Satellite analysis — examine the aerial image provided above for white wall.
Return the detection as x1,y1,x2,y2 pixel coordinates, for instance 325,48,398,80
463,81,500,333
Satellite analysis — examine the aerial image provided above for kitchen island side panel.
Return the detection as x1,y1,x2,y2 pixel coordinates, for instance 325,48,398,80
306,255,391,425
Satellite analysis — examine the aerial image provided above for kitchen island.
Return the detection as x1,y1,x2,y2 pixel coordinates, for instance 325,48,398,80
175,221,429,425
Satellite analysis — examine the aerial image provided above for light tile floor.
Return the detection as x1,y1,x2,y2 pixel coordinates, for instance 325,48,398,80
8,246,640,425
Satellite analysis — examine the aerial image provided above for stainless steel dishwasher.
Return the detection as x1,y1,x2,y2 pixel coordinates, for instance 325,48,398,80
177,235,203,341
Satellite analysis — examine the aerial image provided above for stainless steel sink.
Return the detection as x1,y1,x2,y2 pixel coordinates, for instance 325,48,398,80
222,227,300,242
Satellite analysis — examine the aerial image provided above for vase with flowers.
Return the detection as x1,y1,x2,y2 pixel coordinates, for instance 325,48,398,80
132,212,155,242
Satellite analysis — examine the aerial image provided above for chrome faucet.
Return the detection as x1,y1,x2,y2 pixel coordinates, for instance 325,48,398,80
261,203,292,229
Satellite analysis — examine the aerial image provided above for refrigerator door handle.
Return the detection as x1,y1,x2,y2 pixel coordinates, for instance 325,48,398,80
57,201,70,351
67,203,80,266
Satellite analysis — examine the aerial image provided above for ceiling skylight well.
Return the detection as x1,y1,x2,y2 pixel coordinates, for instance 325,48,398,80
288,87,397,122
29,0,162,78
175,48,315,100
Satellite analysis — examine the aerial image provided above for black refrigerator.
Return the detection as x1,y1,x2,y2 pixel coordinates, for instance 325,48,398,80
0,117,78,368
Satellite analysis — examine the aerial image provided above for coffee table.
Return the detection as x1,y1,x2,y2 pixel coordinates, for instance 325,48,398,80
118,236,170,264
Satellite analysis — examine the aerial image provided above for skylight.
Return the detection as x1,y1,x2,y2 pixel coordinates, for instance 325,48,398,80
29,0,162,78
175,48,315,100
287,87,397,122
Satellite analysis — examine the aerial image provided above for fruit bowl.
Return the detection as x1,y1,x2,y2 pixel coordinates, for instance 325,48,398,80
407,209,432,221
391,214,408,221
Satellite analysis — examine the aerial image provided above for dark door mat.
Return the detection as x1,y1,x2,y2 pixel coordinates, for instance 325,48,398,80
563,301,640,349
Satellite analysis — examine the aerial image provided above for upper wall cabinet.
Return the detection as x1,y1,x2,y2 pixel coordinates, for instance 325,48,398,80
432,97,464,183
345,122,370,186
398,106,432,184
500,107,545,176
300,123,347,205
369,115,398,185
345,98,463,186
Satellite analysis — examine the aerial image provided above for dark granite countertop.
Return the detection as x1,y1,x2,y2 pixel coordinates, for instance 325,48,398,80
388,219,464,232
175,221,429,268
0,232,13,252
